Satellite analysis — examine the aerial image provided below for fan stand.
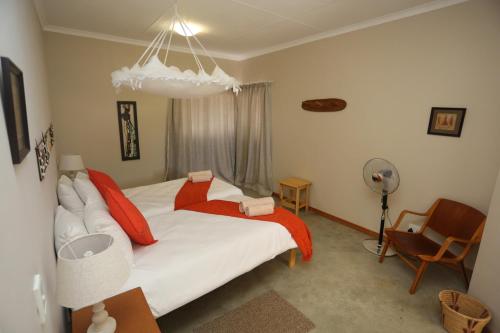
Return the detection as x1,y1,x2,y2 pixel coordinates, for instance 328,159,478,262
363,191,396,256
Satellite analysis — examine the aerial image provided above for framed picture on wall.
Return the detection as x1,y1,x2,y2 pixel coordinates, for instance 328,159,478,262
427,107,466,137
0,57,30,164
117,101,140,161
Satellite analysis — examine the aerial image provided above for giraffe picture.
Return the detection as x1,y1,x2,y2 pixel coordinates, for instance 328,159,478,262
117,101,140,160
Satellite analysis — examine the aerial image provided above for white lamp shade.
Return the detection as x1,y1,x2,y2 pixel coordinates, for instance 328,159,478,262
56,234,130,309
59,155,84,171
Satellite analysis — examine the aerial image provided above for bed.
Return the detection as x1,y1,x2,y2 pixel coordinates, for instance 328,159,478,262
122,177,244,218
118,178,298,318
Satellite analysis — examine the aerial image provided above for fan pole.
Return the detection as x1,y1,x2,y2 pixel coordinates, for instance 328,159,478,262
377,191,389,253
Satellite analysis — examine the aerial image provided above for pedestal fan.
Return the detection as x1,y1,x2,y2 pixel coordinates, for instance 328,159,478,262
362,158,400,256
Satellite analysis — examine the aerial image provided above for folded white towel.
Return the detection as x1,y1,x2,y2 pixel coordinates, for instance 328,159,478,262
188,170,213,181
191,173,212,183
239,197,275,213
245,203,274,217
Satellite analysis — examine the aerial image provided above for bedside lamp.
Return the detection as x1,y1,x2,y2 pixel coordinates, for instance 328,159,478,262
59,154,85,179
57,234,130,333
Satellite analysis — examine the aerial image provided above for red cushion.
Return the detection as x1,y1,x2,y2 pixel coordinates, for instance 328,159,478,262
88,168,121,197
104,187,157,246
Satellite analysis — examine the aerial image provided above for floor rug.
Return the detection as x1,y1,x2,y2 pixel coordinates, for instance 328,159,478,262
193,290,315,333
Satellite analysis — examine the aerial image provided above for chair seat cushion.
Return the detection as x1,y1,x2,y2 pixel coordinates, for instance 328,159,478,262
385,229,455,259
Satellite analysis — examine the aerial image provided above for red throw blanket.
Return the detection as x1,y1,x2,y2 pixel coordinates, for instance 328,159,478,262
174,178,213,210
183,200,312,261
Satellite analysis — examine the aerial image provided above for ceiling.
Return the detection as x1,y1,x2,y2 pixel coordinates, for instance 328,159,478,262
34,0,466,61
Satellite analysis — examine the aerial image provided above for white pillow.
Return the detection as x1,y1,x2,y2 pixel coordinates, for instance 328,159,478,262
57,175,84,218
54,205,88,253
73,172,106,207
84,203,134,268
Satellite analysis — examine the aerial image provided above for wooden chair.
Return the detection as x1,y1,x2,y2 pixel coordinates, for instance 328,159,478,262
379,198,486,294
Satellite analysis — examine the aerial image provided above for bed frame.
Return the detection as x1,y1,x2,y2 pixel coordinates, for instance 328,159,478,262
288,249,297,268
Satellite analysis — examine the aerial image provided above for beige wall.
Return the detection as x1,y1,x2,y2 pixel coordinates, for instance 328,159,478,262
44,0,500,260
0,1,63,332
45,32,242,188
469,169,500,331
241,0,500,236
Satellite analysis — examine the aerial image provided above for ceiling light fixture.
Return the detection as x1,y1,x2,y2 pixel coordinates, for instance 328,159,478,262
111,5,240,98
173,21,201,36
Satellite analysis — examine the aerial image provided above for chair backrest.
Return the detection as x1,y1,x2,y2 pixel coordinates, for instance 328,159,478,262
426,199,485,241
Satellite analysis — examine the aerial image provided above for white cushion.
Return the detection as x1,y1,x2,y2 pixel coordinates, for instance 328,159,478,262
73,172,106,207
84,203,134,268
54,205,88,253
57,175,84,218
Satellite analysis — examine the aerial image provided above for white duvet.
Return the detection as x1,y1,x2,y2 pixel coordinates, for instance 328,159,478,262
123,177,243,218
120,209,297,318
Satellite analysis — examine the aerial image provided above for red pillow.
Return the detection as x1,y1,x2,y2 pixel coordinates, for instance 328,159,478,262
104,187,157,246
88,168,121,197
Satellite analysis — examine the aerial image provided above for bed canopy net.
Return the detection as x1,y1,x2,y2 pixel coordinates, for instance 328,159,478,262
111,6,241,98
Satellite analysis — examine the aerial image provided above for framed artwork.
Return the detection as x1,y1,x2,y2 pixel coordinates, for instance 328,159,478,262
35,124,55,181
0,57,30,164
117,101,140,161
427,107,466,137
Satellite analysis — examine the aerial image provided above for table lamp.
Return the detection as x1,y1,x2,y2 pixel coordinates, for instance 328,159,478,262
57,234,130,333
59,154,85,179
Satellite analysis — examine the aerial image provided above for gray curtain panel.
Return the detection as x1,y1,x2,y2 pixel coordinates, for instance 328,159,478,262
234,83,273,195
166,83,272,195
166,91,236,183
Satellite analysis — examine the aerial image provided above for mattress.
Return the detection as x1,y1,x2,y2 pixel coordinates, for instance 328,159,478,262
123,177,243,218
120,208,297,318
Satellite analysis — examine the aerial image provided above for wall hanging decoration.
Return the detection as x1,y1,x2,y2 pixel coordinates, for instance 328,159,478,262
0,57,30,164
117,101,140,161
427,107,466,137
111,5,240,98
302,98,347,112
35,123,55,181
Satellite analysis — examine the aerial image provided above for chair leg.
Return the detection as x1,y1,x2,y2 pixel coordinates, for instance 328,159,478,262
460,261,469,289
409,261,429,294
379,240,391,263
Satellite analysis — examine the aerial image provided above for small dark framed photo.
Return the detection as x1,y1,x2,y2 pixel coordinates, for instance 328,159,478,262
427,107,466,137
0,57,30,163
117,101,140,161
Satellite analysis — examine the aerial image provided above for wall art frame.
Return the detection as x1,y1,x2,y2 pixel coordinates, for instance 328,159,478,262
117,101,140,161
427,107,466,137
0,57,30,164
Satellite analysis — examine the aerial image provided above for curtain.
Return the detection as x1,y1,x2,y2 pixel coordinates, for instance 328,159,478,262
234,83,273,195
166,91,236,183
166,83,272,194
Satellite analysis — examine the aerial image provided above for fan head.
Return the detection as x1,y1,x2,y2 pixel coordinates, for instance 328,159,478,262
363,158,400,194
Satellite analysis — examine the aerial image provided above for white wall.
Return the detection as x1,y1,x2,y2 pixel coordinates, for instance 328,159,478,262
469,170,500,332
241,0,500,236
0,1,63,332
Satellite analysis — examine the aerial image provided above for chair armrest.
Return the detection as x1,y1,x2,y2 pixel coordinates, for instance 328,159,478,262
392,209,429,230
419,237,473,262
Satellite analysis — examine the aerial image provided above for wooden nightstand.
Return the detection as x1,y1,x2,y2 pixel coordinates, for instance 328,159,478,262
72,287,160,333
279,177,311,215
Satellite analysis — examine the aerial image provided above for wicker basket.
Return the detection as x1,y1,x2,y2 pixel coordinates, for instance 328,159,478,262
439,290,491,333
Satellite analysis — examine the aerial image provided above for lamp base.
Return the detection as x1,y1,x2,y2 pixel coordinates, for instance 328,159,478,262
87,302,116,333
362,239,396,256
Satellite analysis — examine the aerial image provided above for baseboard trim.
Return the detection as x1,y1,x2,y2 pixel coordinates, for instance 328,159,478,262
309,207,378,238
272,192,377,238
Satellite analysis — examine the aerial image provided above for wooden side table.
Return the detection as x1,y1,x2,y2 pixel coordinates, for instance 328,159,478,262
72,287,160,333
279,177,311,215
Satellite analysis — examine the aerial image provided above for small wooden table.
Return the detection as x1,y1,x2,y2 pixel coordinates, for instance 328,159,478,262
72,287,160,333
279,177,311,215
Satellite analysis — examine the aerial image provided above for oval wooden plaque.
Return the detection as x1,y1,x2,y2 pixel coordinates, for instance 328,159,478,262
302,98,347,112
